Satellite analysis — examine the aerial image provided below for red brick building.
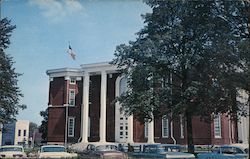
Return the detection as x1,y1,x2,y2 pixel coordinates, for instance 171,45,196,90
46,62,238,145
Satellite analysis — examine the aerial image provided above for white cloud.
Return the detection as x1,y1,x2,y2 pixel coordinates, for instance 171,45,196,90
28,0,84,23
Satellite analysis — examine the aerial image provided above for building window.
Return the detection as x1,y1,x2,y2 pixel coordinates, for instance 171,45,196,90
144,122,148,138
180,115,184,138
119,77,127,95
162,116,169,138
18,130,21,136
214,114,221,138
23,130,26,137
70,77,76,84
68,117,75,137
69,89,75,106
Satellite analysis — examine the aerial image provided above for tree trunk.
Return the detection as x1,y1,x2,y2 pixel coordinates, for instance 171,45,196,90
186,110,194,154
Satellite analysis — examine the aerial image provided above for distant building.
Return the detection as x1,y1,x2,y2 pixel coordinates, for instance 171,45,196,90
1,120,29,146
1,123,15,145
46,62,245,145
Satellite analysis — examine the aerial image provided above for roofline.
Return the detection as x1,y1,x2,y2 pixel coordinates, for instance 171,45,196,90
46,68,81,75
80,61,113,69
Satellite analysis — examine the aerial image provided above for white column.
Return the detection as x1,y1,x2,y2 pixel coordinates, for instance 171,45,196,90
0,123,2,146
81,73,90,143
127,115,134,143
147,118,155,143
99,71,107,142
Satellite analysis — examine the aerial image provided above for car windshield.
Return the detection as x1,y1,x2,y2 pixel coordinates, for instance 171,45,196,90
220,146,247,154
41,146,66,152
0,147,22,152
96,145,118,151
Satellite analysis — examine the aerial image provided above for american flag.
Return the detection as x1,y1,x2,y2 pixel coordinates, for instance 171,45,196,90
68,45,76,60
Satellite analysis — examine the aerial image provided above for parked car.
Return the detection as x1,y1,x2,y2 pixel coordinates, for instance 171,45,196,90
80,143,128,159
38,145,78,158
197,144,249,159
128,144,195,159
0,145,27,158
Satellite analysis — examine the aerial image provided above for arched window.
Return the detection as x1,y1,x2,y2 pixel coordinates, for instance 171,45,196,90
119,77,127,96
115,76,129,142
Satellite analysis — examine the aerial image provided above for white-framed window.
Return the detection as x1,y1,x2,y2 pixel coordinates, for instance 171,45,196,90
162,116,169,138
180,115,184,138
69,89,75,106
144,122,148,138
68,117,75,137
214,114,221,138
70,77,76,84
23,130,26,137
18,130,21,136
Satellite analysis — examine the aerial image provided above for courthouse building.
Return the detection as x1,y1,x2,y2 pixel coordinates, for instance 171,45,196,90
46,62,245,145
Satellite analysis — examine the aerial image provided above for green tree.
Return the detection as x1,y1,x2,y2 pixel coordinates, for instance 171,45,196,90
112,0,249,153
29,122,38,136
39,108,48,141
0,18,26,123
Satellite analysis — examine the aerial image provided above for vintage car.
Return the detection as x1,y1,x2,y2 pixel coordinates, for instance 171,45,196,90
197,144,249,159
80,143,128,159
128,144,195,159
38,145,78,158
0,145,27,158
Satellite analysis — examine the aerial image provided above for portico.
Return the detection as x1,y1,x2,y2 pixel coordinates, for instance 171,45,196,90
80,62,137,143
46,62,156,145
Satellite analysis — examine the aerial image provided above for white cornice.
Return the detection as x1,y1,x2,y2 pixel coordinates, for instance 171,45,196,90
46,68,83,78
46,62,119,78
80,61,118,74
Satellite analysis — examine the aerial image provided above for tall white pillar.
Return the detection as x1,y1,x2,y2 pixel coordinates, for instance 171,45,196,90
147,118,155,143
0,123,3,146
99,71,107,142
127,115,134,143
81,73,90,143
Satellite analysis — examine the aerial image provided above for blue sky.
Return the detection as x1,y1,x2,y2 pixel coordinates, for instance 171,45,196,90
2,0,151,125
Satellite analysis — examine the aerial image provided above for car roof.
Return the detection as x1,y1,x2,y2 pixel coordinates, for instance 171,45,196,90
160,144,181,146
228,144,249,150
144,144,180,147
88,143,118,147
41,145,65,148
0,145,23,148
